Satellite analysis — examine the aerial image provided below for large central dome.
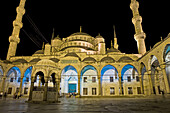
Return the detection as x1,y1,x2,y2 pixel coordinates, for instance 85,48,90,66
70,32,91,36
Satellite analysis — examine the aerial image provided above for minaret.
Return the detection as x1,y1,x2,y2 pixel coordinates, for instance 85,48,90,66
113,26,119,49
6,0,26,60
130,0,146,55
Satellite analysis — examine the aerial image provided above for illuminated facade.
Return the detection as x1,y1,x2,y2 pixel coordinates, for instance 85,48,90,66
0,0,170,101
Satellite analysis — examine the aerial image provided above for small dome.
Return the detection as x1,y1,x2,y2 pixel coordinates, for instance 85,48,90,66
29,58,41,63
96,33,103,38
82,57,96,62
107,48,121,53
49,58,60,63
65,52,81,61
13,59,28,63
118,56,134,62
34,50,44,54
101,57,115,63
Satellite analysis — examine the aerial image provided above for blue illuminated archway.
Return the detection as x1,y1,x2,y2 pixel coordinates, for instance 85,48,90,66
121,64,138,81
7,66,21,83
61,65,78,94
81,65,97,76
61,65,77,75
101,65,118,83
23,66,32,83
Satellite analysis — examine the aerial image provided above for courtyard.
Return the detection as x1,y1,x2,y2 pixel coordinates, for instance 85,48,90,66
0,96,170,113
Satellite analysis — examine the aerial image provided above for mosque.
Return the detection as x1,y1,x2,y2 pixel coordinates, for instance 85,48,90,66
0,0,170,102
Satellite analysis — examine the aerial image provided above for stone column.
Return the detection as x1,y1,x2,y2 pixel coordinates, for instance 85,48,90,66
43,77,48,101
139,76,144,94
138,70,144,94
28,77,35,101
0,76,6,93
78,75,81,95
160,65,170,93
55,78,58,102
119,76,122,95
18,77,24,96
148,70,154,94
98,76,101,96
154,70,159,95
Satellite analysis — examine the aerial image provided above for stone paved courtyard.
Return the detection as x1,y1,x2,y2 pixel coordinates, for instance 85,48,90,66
0,97,170,113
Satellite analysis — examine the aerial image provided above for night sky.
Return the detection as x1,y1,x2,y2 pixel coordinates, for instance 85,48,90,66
1,0,170,60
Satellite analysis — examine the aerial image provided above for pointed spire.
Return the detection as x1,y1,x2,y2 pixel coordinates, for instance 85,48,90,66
42,42,45,50
51,28,55,40
80,26,82,33
113,26,119,49
113,25,116,38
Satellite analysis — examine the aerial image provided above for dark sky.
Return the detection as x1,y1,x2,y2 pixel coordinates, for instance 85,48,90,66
1,0,170,60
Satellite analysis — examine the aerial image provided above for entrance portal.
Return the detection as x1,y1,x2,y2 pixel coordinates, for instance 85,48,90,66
68,84,77,93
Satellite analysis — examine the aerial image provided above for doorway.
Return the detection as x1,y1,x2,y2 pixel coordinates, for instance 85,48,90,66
68,84,77,93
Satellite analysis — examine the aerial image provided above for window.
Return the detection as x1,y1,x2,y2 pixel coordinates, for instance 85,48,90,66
110,87,115,95
92,77,96,82
137,87,141,94
128,87,133,94
10,78,14,82
8,87,12,94
110,77,114,82
115,75,117,79
18,77,21,82
84,77,87,83
136,76,140,82
24,87,28,94
92,88,96,95
83,88,88,95
16,87,19,93
127,76,131,82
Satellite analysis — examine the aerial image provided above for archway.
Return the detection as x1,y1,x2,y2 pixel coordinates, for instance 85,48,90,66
150,55,162,95
22,67,32,95
80,65,98,96
48,73,57,91
140,62,150,95
164,44,170,87
33,71,45,91
6,67,21,95
121,64,139,95
61,65,78,95
101,65,118,96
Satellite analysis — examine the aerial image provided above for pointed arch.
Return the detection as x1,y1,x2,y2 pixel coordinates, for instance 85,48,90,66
7,66,21,82
121,64,138,81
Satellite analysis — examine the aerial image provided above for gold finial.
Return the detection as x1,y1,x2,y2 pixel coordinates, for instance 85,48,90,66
150,46,152,50
80,26,82,32
161,36,163,41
